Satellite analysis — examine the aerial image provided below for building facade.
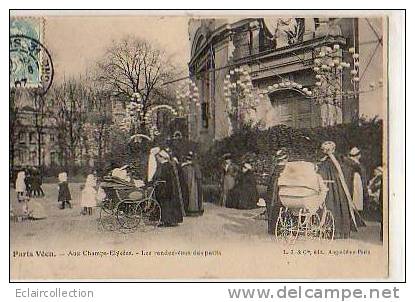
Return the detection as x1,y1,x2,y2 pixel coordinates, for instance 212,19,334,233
188,17,359,148
10,90,59,169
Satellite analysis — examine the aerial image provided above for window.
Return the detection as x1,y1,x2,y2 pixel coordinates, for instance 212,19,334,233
17,150,26,163
201,102,209,129
271,90,314,128
200,60,212,129
30,151,37,164
49,133,55,143
50,151,57,165
18,132,26,143
29,132,36,144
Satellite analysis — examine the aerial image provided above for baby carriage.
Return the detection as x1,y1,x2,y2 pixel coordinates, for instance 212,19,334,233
98,176,162,232
275,161,335,243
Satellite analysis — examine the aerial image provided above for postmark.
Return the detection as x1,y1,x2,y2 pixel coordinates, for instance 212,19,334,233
9,18,53,95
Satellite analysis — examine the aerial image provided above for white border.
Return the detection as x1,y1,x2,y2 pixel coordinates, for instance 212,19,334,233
1,4,408,301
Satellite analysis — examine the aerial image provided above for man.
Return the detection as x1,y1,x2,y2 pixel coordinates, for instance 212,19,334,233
317,141,361,239
220,153,238,207
343,147,369,214
266,148,289,235
153,149,184,227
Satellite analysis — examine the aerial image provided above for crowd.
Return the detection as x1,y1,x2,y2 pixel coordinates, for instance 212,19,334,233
12,137,384,240
234,141,384,240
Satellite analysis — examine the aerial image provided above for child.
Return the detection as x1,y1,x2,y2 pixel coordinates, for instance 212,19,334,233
26,195,47,220
81,174,97,215
15,171,26,203
58,172,72,209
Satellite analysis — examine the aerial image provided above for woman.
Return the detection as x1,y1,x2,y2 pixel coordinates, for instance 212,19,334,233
153,149,184,227
368,166,383,241
317,141,358,239
181,152,204,216
232,163,258,210
221,154,239,208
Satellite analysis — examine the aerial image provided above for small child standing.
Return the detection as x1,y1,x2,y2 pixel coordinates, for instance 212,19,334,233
81,174,97,215
15,171,26,203
58,172,72,209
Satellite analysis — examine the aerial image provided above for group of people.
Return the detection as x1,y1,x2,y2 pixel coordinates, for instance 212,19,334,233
15,167,44,198
262,141,383,240
13,169,47,220
148,147,204,227
220,153,259,210
13,138,384,240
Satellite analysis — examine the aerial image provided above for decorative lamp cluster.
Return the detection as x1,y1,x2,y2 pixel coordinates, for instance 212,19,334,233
143,104,178,137
261,80,313,97
120,92,144,132
311,44,359,104
175,78,200,119
223,66,258,117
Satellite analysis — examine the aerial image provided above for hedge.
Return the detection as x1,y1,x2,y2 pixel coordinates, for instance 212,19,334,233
199,117,383,185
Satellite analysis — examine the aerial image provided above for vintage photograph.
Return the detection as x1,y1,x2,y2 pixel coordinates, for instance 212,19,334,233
9,11,388,279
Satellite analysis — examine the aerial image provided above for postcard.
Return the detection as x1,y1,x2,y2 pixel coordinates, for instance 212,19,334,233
9,10,391,280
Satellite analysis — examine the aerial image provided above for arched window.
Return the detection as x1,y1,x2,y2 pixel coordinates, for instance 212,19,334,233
191,34,205,57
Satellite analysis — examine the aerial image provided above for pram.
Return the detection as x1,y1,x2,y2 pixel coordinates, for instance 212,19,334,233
98,176,163,232
275,161,335,243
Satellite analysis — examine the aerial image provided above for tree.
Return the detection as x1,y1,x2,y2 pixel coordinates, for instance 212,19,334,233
9,89,21,170
32,92,48,167
49,79,90,168
96,36,178,130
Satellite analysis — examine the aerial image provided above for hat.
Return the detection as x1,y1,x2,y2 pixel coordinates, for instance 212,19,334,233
243,163,253,170
349,147,361,157
157,149,170,160
150,147,161,155
185,151,194,161
257,198,266,207
222,153,232,160
173,131,182,139
321,141,336,154
374,166,383,175
276,148,288,161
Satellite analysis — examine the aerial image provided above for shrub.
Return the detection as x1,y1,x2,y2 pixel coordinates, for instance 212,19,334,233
199,117,383,185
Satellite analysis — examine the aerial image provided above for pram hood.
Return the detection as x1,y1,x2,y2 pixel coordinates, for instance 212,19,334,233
278,161,321,196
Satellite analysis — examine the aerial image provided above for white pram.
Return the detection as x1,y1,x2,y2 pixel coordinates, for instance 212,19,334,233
275,161,335,242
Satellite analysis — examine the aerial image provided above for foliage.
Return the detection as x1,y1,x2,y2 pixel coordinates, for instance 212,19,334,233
199,117,383,185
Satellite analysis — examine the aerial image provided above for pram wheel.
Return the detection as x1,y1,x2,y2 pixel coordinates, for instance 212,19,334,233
275,208,297,243
320,209,335,241
137,198,161,228
116,200,142,230
305,213,321,240
99,206,118,232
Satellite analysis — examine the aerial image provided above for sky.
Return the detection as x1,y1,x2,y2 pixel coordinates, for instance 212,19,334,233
11,13,385,118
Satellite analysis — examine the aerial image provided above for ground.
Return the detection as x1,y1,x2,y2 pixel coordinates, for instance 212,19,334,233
10,183,387,279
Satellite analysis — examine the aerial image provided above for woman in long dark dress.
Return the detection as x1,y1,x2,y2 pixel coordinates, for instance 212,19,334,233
181,152,204,216
153,150,184,226
233,163,259,209
317,141,357,239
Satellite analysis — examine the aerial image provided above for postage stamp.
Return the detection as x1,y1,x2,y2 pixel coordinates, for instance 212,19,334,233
9,17,53,94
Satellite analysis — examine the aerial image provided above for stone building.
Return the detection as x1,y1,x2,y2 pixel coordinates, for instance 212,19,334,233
188,17,359,148
10,90,58,169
